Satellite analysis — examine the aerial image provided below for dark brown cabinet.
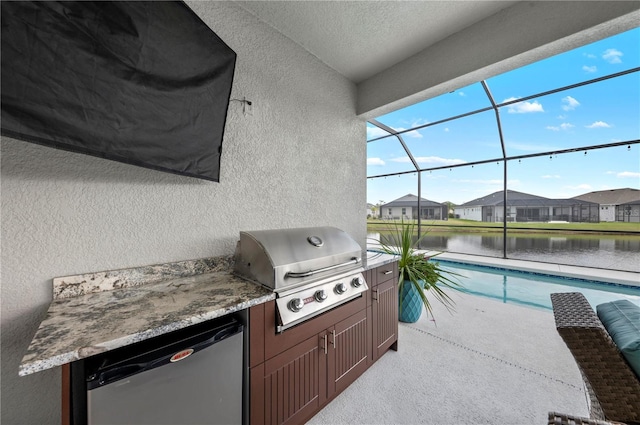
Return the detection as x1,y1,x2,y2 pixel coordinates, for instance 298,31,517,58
327,307,371,396
250,297,370,425
371,261,399,362
249,260,398,425
259,332,326,425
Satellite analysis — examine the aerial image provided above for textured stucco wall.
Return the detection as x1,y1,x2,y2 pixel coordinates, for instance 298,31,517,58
0,2,363,423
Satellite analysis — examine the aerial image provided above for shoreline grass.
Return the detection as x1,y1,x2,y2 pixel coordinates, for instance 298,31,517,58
367,218,640,236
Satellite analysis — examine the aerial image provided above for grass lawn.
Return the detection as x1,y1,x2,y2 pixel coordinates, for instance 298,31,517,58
367,218,640,235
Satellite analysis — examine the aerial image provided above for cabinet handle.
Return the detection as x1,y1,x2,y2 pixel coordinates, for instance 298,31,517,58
321,334,327,354
330,330,336,348
382,270,393,275
372,289,379,303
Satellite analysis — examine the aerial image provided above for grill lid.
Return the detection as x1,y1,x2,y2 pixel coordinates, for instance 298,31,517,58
233,226,363,291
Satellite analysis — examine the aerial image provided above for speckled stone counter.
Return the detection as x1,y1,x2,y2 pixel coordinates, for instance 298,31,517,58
364,250,399,270
19,255,275,376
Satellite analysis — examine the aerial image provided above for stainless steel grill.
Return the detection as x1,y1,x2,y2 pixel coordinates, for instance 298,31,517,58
233,226,367,332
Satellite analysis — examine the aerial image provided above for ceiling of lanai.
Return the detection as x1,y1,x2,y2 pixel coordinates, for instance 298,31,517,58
233,1,640,118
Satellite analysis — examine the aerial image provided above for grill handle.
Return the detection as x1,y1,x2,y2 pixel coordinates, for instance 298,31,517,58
285,257,360,279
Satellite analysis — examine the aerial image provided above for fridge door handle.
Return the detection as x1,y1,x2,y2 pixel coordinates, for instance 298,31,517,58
88,321,244,389
97,364,146,386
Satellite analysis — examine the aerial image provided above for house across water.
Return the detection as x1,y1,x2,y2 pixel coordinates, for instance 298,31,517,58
453,189,640,223
379,194,448,220
573,188,640,223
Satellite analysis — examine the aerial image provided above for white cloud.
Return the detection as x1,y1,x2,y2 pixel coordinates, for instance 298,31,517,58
453,179,521,187
546,123,574,131
390,156,466,166
582,65,597,73
453,179,502,185
444,128,450,132
367,157,385,166
584,53,597,59
366,126,390,139
367,125,423,139
566,184,593,190
416,156,466,166
402,129,423,138
617,171,640,178
557,114,567,120
542,175,561,179
561,96,580,111
503,97,544,113
602,48,623,64
410,118,430,127
385,126,422,139
389,157,414,163
586,121,611,129
458,91,466,97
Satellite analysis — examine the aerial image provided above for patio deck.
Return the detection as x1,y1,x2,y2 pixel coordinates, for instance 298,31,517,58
307,290,590,424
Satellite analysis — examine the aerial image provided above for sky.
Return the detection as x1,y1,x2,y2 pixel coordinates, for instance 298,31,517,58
366,27,640,206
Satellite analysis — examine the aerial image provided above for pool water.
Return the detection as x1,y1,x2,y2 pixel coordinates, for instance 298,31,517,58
435,260,640,311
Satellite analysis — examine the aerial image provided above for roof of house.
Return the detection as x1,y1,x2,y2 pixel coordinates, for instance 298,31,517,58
457,190,545,207
573,188,640,205
457,190,597,207
381,194,443,208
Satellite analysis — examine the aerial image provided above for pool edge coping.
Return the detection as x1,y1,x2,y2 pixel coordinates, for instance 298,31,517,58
427,251,640,288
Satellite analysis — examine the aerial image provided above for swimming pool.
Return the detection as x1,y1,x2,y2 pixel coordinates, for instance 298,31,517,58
435,260,640,311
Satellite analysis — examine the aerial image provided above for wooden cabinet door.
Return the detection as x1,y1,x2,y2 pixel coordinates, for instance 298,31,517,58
327,308,371,397
372,277,398,362
364,269,373,308
372,262,397,287
255,332,327,425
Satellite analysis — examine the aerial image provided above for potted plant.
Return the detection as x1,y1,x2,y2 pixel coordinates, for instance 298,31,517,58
373,219,463,323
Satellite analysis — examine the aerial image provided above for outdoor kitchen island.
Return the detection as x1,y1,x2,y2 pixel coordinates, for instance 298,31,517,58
248,250,399,425
19,250,398,425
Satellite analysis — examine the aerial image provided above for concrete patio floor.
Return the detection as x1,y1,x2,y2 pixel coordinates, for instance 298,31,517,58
307,290,590,424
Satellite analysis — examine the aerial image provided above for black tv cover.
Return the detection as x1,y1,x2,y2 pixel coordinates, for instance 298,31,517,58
1,1,236,181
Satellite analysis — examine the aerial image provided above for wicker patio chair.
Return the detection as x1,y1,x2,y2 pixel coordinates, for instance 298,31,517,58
549,292,640,425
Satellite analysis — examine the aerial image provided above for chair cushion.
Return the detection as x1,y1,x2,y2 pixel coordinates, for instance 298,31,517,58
596,299,640,378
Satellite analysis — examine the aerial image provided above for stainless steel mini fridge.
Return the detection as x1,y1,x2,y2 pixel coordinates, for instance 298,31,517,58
77,317,244,425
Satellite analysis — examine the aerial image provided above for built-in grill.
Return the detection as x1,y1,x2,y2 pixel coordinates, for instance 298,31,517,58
234,226,367,332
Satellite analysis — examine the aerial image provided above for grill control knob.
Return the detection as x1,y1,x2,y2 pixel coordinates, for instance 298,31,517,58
314,290,328,302
288,298,304,312
351,276,364,288
334,282,347,295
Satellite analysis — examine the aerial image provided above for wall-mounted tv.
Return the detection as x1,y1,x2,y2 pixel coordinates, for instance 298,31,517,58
1,1,236,182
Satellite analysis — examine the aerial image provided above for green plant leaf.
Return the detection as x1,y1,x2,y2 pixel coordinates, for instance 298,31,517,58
369,218,465,320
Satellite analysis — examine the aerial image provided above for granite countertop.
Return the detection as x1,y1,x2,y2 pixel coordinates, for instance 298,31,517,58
364,250,399,270
20,251,398,377
19,256,274,376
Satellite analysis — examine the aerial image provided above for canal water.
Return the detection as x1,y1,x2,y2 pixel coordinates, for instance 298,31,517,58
367,232,640,273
